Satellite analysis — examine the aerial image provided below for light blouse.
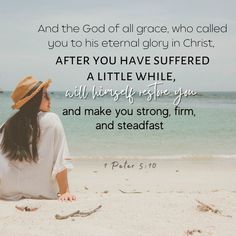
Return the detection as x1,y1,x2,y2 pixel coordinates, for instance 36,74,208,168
0,112,73,200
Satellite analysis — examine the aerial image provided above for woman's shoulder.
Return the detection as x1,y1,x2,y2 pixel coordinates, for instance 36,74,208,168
38,112,62,129
38,111,60,120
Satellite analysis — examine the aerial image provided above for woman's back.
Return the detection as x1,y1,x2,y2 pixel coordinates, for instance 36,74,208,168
0,112,72,200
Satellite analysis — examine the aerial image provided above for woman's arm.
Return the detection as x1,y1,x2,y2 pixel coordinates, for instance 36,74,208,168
56,169,76,201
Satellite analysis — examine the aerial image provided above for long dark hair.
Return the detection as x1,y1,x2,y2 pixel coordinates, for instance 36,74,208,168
0,87,43,162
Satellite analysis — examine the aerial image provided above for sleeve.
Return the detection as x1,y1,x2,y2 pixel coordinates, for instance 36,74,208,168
51,115,73,179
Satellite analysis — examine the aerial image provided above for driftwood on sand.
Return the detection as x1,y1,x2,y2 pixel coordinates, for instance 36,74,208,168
196,200,232,218
15,205,39,212
55,205,102,220
185,229,202,236
119,189,142,194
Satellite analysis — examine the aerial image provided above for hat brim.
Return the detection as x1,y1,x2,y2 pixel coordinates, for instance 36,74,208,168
12,79,52,109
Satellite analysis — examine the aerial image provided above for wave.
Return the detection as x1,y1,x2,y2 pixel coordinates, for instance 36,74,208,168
70,154,236,160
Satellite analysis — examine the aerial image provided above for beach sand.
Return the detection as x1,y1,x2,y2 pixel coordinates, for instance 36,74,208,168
0,158,236,236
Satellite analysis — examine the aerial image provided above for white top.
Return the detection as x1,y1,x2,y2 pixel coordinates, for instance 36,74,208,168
0,112,73,200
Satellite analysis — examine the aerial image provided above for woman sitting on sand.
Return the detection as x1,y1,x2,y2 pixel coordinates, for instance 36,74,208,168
0,76,76,201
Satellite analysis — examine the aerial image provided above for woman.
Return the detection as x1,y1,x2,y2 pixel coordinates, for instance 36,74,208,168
0,76,76,201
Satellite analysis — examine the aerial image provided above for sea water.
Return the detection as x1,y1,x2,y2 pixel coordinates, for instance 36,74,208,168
1,91,236,159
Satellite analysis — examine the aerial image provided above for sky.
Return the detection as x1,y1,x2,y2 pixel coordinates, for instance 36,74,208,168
0,0,235,91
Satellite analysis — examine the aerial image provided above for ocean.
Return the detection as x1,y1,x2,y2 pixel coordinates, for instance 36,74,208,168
1,91,236,159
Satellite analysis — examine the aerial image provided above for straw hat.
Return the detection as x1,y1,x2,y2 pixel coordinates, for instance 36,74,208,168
11,76,51,109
